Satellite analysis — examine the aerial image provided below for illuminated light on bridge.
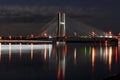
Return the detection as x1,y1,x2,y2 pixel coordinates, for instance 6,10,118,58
49,36,52,38
105,33,109,38
9,35,12,40
0,36,2,40
109,31,112,35
20,35,22,39
31,34,34,38
100,35,104,38
43,33,47,37
108,31,113,38
91,31,96,37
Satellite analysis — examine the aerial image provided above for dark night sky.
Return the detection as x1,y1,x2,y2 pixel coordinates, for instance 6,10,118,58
0,0,119,6
0,0,120,36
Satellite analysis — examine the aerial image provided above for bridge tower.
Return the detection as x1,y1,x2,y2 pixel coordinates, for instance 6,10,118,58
57,12,66,37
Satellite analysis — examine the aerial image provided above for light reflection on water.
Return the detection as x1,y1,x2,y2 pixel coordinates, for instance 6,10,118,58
0,43,119,80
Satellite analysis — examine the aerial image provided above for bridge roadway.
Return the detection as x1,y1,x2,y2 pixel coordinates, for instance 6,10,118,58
0,37,118,44
0,40,52,44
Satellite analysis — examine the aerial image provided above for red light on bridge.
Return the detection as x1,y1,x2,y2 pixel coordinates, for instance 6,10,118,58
9,35,12,39
44,33,47,37
109,31,112,35
91,32,95,37
0,36,2,40
31,34,34,38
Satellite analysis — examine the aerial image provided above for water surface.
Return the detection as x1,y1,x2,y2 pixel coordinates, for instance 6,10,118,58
0,43,119,80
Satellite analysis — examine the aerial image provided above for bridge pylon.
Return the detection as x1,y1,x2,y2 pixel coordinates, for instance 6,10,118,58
57,12,66,37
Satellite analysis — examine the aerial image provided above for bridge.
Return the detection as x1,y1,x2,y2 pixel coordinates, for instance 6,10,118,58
33,12,118,44
0,12,118,44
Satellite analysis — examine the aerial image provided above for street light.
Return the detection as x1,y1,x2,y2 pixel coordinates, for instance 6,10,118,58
44,33,47,37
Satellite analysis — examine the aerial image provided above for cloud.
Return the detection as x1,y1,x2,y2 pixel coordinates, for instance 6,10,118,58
0,5,119,36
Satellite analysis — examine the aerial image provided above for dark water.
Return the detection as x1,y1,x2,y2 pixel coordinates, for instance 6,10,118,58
0,43,120,80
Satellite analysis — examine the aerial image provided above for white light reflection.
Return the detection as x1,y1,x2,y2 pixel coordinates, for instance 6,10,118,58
0,43,53,61
20,43,22,59
1,44,52,51
44,45,47,62
74,48,76,64
108,46,112,70
9,43,12,61
30,43,33,60
49,44,52,58
0,43,1,61
57,44,67,80
104,46,108,63
62,55,66,80
100,46,103,60
102,46,113,70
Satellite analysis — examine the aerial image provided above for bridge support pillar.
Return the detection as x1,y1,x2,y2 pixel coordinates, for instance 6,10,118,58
57,12,66,37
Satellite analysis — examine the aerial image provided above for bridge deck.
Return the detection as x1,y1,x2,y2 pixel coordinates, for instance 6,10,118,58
0,40,52,44
0,37,118,45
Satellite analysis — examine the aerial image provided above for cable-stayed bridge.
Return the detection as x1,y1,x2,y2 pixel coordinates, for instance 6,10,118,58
0,12,118,44
37,13,106,37
30,12,117,44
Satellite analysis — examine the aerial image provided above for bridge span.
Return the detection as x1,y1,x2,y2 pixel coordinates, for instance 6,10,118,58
0,12,118,45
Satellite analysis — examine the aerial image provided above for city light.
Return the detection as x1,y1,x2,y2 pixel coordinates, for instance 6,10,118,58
31,34,34,38
9,35,12,39
19,35,22,39
44,33,47,37
0,36,2,40
108,31,112,38
91,31,95,37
